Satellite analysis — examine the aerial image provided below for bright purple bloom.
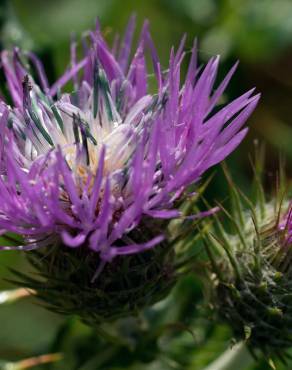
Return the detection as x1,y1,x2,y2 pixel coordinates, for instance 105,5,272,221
278,202,292,247
0,18,259,267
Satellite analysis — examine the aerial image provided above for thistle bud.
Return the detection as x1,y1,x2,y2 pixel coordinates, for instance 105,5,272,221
206,162,292,359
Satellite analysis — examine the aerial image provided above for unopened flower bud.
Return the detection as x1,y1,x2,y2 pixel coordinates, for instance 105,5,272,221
206,165,292,358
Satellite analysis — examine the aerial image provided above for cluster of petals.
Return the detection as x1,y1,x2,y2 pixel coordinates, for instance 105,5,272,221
0,16,259,263
278,202,292,247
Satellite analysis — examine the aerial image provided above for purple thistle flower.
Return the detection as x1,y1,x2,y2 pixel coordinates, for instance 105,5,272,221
278,202,292,247
0,17,259,273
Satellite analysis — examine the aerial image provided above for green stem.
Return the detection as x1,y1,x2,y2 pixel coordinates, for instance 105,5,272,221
201,342,254,370
95,326,132,349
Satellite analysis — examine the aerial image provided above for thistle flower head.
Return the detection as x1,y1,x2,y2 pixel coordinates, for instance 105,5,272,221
206,161,292,359
0,17,259,322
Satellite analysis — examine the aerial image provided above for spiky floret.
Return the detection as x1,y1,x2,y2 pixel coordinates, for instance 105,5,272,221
205,159,292,360
0,17,259,322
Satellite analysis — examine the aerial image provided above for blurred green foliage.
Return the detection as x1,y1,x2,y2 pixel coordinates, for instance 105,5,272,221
1,0,292,369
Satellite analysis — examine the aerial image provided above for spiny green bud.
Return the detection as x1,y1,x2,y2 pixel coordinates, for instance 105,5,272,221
205,161,292,359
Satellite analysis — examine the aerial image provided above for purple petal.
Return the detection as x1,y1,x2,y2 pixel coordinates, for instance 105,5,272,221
101,235,164,261
62,231,87,247
118,14,136,72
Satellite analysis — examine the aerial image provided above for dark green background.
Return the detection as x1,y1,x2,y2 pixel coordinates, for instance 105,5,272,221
0,0,292,369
